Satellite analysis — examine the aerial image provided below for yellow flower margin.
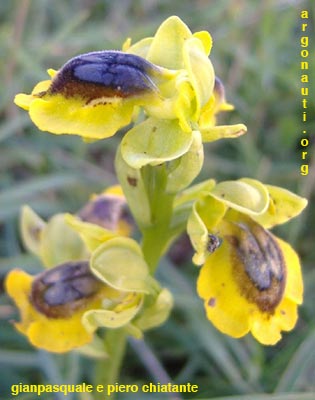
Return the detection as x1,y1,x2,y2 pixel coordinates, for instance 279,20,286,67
5,269,104,352
7,187,173,353
14,16,246,144
186,178,307,345
198,231,303,345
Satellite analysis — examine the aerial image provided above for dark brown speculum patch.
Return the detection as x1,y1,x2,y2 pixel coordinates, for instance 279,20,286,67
45,50,159,102
30,261,102,318
227,222,286,313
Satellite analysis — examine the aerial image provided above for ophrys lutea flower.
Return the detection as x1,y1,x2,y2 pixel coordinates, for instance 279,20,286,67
14,16,246,162
6,187,173,353
186,178,307,345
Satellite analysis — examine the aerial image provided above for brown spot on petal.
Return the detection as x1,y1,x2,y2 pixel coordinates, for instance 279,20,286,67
208,297,216,307
127,176,138,187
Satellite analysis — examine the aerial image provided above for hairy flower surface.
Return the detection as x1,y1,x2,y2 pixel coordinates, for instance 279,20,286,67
187,178,307,344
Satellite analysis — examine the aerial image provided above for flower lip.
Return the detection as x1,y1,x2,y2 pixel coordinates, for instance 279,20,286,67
77,193,134,233
227,221,286,313
47,50,161,101
31,261,102,318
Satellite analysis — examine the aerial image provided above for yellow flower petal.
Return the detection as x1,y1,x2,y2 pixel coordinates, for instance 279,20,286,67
251,298,298,345
201,124,247,143
187,195,226,265
277,237,303,304
192,31,213,55
6,269,102,352
197,243,252,338
14,93,35,110
28,311,94,353
6,269,37,334
102,184,125,197
28,94,135,140
14,80,52,110
197,219,303,345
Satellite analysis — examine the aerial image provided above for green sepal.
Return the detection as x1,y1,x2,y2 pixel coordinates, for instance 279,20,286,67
20,205,46,257
82,294,143,332
146,16,192,69
39,214,87,267
90,237,156,294
174,179,216,209
121,117,193,169
65,214,117,252
134,288,174,331
115,145,151,229
169,179,216,237
209,178,269,215
124,37,153,58
76,335,109,359
166,130,204,193
252,184,308,228
187,195,226,265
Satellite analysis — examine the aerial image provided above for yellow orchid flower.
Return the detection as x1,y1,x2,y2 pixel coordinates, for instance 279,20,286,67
5,261,118,353
15,16,245,150
187,178,307,345
14,53,176,141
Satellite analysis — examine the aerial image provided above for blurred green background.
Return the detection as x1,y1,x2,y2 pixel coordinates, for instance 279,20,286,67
0,0,314,399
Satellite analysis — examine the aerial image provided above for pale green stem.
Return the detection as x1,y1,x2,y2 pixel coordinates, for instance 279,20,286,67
141,164,175,272
96,158,178,398
94,329,127,400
